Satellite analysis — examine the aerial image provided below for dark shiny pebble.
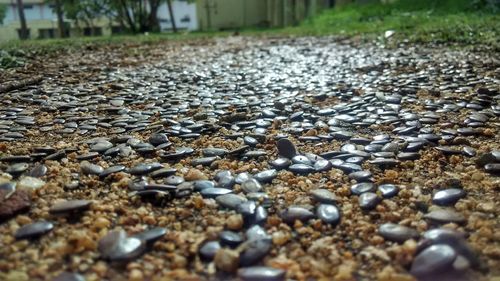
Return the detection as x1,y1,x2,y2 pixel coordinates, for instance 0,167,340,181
199,240,221,261
244,136,260,146
132,227,167,244
149,133,169,146
49,200,92,214
424,209,466,224
27,164,48,178
269,158,291,170
0,182,16,198
76,152,100,160
435,146,462,155
410,244,457,277
350,182,376,195
378,223,419,243
419,228,479,268
219,230,244,248
6,163,29,175
80,162,104,175
276,138,297,159
52,272,86,281
191,156,218,166
281,206,315,224
289,163,315,175
216,194,247,210
238,266,286,281
310,189,337,204
291,155,313,165
193,180,215,191
241,178,263,193
359,192,381,210
314,158,332,172
164,175,185,185
0,155,31,162
337,163,363,173
316,204,340,225
254,169,277,183
202,147,228,157
348,170,372,182
200,187,233,198
128,163,163,175
369,158,399,167
243,150,267,158
485,163,500,174
432,188,466,206
476,151,500,166
397,152,420,160
98,230,145,262
15,220,54,239
150,168,177,178
378,184,399,198
239,238,272,266
99,165,126,178
90,141,113,153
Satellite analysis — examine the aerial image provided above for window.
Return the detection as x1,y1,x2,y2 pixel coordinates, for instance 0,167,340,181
83,27,103,36
23,4,33,9
180,15,190,23
17,29,31,39
38,28,55,39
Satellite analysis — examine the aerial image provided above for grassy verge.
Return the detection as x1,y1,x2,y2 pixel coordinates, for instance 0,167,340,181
288,0,500,48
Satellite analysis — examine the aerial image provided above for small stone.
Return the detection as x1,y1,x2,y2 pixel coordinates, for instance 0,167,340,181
0,189,31,220
15,220,54,239
214,248,240,272
379,223,419,243
18,177,45,190
49,200,92,214
226,214,244,230
410,244,457,277
52,272,85,281
238,266,286,281
184,169,208,181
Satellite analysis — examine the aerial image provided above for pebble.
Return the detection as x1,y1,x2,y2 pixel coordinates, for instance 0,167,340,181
378,223,419,243
98,230,145,261
15,220,54,239
18,177,45,189
410,244,457,277
316,204,341,225
432,188,466,206
49,200,92,214
238,266,286,281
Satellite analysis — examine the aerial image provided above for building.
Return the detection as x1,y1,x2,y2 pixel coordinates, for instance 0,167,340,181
0,0,198,43
196,0,333,31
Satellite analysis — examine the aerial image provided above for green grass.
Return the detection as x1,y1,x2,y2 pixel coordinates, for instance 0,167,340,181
289,0,500,48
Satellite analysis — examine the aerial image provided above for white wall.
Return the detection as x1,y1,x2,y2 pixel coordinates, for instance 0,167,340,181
2,3,57,24
158,0,198,31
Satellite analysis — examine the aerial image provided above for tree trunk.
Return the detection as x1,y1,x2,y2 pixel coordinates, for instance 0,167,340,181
166,0,176,33
54,0,66,38
16,0,28,40
148,0,160,32
119,0,137,33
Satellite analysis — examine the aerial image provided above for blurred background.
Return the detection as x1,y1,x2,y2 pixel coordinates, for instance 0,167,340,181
0,0,498,44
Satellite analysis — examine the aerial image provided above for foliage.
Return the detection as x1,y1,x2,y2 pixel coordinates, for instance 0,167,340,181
0,4,6,25
291,0,500,49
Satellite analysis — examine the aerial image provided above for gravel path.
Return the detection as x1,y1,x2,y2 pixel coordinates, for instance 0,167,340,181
0,37,499,281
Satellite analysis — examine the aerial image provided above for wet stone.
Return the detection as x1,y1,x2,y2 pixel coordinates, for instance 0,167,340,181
424,209,466,224
98,230,146,262
27,164,48,178
351,182,376,195
200,188,233,198
378,184,399,198
359,192,381,210
164,175,185,186
49,200,92,214
432,188,466,206
281,206,315,224
316,204,341,225
80,162,104,175
15,220,54,240
6,163,29,175
219,230,244,248
254,169,277,183
99,165,126,178
276,138,297,159
310,189,337,204
238,266,286,281
379,223,419,243
241,178,263,193
410,244,457,278
216,194,247,210
199,240,221,261
269,158,291,170
239,238,272,267
132,227,167,245
0,189,31,220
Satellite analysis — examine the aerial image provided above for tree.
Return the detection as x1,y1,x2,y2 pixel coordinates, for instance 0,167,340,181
112,0,162,33
54,0,66,37
16,0,29,40
166,0,177,32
